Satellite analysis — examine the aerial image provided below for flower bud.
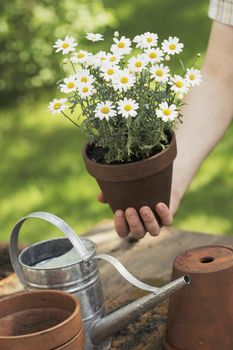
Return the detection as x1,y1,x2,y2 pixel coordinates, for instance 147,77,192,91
165,55,170,61
63,58,68,64
114,31,119,37
197,53,201,57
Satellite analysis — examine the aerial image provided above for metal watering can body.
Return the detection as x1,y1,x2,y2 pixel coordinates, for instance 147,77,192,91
10,212,190,350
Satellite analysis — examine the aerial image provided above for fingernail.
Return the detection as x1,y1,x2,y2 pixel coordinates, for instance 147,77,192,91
141,207,150,216
126,208,135,218
115,210,123,218
157,203,166,212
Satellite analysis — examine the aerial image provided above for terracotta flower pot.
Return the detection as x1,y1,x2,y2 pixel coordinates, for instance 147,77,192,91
0,290,84,350
83,132,177,219
163,245,233,350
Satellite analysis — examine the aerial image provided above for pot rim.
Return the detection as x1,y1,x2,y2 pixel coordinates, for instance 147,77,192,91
18,237,96,271
83,131,177,182
55,326,84,350
0,290,81,341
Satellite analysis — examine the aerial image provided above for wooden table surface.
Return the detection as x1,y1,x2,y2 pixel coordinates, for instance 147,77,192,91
1,222,233,350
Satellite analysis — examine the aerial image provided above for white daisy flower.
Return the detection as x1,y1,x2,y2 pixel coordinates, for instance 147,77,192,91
112,70,136,92
169,75,189,94
78,83,94,99
133,34,143,48
150,64,170,83
70,50,91,64
186,68,202,86
90,51,107,68
95,101,117,121
156,102,178,122
145,47,164,63
86,33,104,42
104,53,122,65
75,69,94,85
48,98,68,114
133,32,158,49
128,55,148,73
54,36,77,55
60,76,78,94
111,36,132,55
162,36,184,55
100,64,119,82
118,98,139,118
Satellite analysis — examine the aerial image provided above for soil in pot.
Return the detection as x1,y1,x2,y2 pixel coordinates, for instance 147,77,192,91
83,132,177,221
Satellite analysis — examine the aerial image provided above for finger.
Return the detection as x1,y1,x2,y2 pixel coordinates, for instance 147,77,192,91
114,210,129,237
139,206,160,236
125,208,146,239
97,192,107,203
156,203,173,226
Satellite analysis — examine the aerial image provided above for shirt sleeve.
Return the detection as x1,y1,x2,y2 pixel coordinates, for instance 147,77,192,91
208,0,233,25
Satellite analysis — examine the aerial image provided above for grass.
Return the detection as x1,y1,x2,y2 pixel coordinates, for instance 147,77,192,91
1,0,232,243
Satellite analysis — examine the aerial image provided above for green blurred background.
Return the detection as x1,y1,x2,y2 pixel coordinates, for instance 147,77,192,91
0,0,232,243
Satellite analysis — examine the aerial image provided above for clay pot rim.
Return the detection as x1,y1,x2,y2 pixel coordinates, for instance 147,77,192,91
54,326,84,350
83,131,177,182
19,237,96,271
0,290,81,340
84,131,175,168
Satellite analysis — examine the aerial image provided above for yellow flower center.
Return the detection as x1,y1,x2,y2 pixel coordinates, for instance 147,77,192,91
189,74,195,80
176,81,184,88
135,61,142,67
67,82,75,89
53,102,62,110
101,106,110,114
149,52,157,59
62,43,69,49
120,77,129,84
110,56,116,62
147,37,153,43
82,87,89,93
163,108,171,116
101,57,106,61
77,53,85,58
124,104,132,111
81,77,88,83
156,69,163,77
118,42,125,48
107,68,114,75
169,43,176,50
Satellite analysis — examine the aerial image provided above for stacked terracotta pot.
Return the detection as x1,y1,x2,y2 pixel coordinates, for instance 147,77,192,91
0,290,84,350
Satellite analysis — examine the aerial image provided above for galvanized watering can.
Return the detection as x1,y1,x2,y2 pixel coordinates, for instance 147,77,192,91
10,212,190,350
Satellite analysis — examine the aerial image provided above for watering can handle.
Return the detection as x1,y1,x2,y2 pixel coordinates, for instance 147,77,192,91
9,211,88,287
94,254,159,293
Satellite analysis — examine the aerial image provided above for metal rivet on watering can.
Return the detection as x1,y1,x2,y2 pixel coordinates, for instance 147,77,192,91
10,212,190,350
163,245,233,350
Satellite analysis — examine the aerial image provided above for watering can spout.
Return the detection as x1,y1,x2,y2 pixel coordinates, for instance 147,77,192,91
91,275,190,345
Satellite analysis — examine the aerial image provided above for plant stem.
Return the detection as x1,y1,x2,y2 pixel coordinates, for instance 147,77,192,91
61,111,80,128
126,118,132,157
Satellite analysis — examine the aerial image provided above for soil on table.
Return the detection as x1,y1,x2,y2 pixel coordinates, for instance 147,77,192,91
0,244,14,280
0,244,26,280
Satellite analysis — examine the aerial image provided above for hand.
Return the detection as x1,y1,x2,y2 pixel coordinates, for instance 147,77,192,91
97,189,181,239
